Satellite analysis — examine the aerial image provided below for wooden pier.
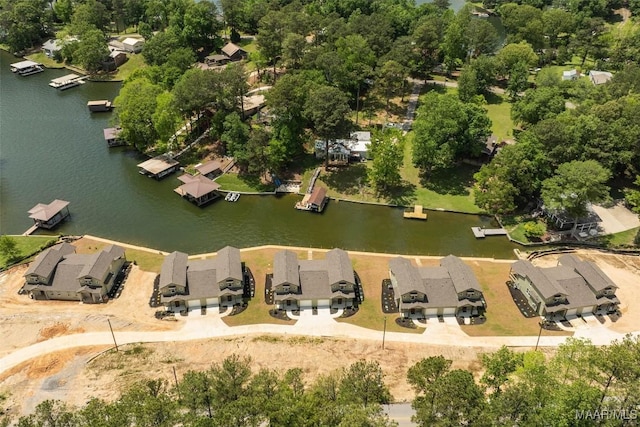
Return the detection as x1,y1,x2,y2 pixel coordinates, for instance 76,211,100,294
403,205,428,220
22,224,39,236
471,227,508,238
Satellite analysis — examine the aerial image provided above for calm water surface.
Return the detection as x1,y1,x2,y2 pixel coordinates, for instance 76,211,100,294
0,51,517,258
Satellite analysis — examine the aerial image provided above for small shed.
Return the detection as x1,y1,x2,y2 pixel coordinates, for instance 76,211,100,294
589,70,613,85
122,37,144,53
221,42,248,61
28,200,70,229
562,69,579,81
103,49,127,71
205,54,230,66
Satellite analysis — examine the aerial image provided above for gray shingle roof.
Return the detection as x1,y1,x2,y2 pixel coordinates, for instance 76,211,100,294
24,243,75,281
28,200,69,221
78,245,124,281
389,257,423,295
326,248,355,285
441,255,482,294
273,249,355,301
273,250,300,286
216,246,243,282
512,260,567,299
160,251,188,289
390,256,482,310
50,254,94,292
558,254,617,293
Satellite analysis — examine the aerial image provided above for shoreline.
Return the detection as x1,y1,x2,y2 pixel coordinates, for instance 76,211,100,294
82,234,517,262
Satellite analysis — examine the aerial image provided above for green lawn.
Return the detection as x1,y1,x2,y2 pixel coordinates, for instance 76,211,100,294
312,133,483,213
484,93,515,142
602,227,639,248
400,134,483,213
0,235,58,269
24,52,64,69
112,53,146,81
214,173,275,193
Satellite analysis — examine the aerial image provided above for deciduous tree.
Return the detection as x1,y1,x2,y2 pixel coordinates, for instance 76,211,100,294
541,160,611,228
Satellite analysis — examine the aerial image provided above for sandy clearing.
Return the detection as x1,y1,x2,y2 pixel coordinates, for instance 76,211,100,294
0,336,517,417
1,244,638,418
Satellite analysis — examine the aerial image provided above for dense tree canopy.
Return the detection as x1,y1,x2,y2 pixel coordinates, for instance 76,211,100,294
412,93,492,177
541,160,611,222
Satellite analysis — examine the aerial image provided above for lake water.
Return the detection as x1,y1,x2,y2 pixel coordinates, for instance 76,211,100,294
0,51,517,258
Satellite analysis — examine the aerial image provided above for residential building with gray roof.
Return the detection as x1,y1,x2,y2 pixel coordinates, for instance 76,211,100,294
272,248,357,310
389,256,485,318
23,244,126,303
510,255,619,320
159,246,245,312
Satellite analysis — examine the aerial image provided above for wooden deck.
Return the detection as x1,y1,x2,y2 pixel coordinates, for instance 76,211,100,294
403,205,428,220
471,227,508,238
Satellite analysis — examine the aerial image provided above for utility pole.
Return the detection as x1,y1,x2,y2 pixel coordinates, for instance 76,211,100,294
173,366,181,401
382,316,387,350
534,321,543,352
107,319,118,352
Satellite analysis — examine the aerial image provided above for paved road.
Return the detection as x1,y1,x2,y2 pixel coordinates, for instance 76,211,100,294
1,308,637,377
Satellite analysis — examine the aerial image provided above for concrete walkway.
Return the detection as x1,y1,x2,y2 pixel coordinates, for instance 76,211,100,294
1,309,637,377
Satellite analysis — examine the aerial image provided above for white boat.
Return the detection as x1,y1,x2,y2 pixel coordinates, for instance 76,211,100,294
10,60,44,76
225,192,240,202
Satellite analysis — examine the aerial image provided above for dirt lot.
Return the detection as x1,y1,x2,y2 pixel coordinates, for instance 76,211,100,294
0,242,638,418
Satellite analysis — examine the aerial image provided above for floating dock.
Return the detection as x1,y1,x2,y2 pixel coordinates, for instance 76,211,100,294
403,205,428,220
49,74,86,90
471,227,508,238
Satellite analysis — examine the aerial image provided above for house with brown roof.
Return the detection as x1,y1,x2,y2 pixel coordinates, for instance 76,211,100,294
159,247,245,313
510,254,619,320
174,174,221,206
23,244,126,303
221,42,247,61
389,255,485,318
271,248,357,311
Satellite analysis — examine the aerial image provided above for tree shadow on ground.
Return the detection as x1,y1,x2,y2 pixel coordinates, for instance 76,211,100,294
278,154,321,181
421,82,448,95
485,92,504,105
382,180,417,206
323,164,369,195
421,164,478,196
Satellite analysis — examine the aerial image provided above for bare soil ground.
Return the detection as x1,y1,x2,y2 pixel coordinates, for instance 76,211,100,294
0,244,638,418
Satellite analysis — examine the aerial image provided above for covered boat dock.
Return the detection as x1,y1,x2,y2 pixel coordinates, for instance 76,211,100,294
27,199,70,232
10,60,44,76
174,174,221,206
49,74,86,90
137,154,179,179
